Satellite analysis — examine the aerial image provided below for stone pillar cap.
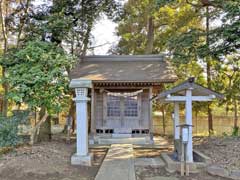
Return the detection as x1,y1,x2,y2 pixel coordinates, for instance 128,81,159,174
70,79,92,88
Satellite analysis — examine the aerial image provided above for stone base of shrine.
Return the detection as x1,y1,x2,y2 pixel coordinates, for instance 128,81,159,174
161,150,211,173
71,153,93,166
89,134,153,145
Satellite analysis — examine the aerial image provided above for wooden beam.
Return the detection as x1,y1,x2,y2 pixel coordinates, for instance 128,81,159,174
164,95,215,102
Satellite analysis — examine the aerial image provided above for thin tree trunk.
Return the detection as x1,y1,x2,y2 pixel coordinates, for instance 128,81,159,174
226,105,229,116
69,100,75,132
206,6,213,135
234,99,238,129
81,21,93,57
0,0,9,117
16,0,30,48
30,107,48,145
145,16,154,54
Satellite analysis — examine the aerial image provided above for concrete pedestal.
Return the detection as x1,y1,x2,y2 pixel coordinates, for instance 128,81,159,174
71,153,93,166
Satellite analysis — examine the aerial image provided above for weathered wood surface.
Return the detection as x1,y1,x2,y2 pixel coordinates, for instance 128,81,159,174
93,88,150,133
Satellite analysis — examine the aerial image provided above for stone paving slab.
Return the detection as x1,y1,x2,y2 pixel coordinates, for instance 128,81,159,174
134,157,165,167
95,144,135,180
145,177,179,180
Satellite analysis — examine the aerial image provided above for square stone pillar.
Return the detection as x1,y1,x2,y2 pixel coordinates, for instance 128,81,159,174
70,79,92,166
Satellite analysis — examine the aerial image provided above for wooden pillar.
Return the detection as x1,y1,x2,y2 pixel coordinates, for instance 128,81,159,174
185,89,193,162
149,87,153,143
90,87,95,134
149,87,153,133
174,102,180,140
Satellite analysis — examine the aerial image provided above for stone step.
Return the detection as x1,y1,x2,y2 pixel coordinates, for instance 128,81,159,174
112,133,132,138
134,157,165,167
97,137,149,145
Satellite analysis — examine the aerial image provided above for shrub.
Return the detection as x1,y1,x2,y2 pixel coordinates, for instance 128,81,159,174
232,126,239,137
0,111,29,148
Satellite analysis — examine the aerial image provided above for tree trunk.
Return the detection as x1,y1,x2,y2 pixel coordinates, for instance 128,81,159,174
0,0,9,116
81,21,93,57
38,115,52,142
145,16,154,54
226,104,229,116
69,99,76,132
234,99,238,129
30,107,49,145
206,6,213,135
16,0,30,48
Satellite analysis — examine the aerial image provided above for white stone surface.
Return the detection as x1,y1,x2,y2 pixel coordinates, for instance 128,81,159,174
71,84,91,166
185,89,193,162
145,176,179,180
98,137,148,144
145,177,179,180
95,144,135,180
69,79,92,88
174,102,180,140
71,153,92,166
112,133,132,138
75,97,89,156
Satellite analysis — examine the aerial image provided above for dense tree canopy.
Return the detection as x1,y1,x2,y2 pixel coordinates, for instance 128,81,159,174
0,0,239,136
113,0,240,134
0,0,120,116
1,41,74,113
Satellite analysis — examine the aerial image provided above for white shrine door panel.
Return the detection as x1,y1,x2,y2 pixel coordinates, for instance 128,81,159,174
103,91,141,133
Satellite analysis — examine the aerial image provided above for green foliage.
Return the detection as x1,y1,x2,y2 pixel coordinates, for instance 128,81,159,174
210,0,240,58
23,0,121,56
0,40,75,114
231,126,239,137
222,132,228,137
113,0,201,56
0,111,29,148
114,0,239,120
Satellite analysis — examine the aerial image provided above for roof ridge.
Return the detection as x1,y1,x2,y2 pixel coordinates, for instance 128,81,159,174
81,55,165,62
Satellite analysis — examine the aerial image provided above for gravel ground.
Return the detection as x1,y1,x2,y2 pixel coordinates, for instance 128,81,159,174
135,166,229,180
0,135,239,180
0,135,107,180
135,136,240,180
194,136,240,171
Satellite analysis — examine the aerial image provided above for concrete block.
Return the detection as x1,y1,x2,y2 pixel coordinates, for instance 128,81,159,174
112,133,132,138
145,177,179,180
193,149,211,164
207,166,229,177
71,153,92,166
229,170,240,180
134,157,165,167
98,137,147,144
89,139,95,145
161,153,198,173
